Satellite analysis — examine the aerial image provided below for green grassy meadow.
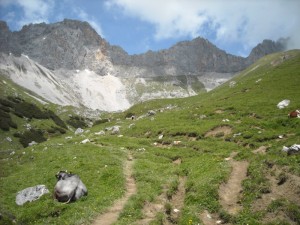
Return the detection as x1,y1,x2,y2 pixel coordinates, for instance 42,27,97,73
0,50,300,224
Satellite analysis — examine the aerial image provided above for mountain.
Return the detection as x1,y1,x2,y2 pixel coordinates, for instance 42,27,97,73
0,19,288,111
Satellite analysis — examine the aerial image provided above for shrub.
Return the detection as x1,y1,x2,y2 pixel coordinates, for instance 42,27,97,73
67,116,87,128
0,98,15,108
47,110,67,129
7,96,22,103
19,129,47,147
94,118,109,125
0,105,11,112
47,126,66,135
0,110,17,131
13,101,48,119
125,112,135,119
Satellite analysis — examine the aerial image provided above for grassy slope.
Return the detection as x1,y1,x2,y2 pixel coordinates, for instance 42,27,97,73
0,50,300,225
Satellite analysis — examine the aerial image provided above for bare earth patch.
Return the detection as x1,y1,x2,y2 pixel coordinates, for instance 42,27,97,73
215,109,224,114
252,166,300,223
136,160,186,225
200,152,248,224
166,176,186,224
205,126,232,138
172,158,182,165
136,190,167,225
92,153,136,225
218,153,249,215
199,210,222,225
252,145,267,155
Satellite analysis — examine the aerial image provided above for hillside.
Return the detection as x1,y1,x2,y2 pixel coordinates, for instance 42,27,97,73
0,50,300,224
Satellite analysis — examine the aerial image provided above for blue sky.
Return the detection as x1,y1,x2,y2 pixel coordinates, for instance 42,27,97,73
1,0,299,57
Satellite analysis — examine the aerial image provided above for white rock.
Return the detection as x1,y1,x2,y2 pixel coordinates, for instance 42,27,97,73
277,99,290,109
28,141,37,146
75,128,84,135
6,137,12,142
94,130,105,135
16,185,49,205
80,139,90,144
111,126,120,135
173,208,180,213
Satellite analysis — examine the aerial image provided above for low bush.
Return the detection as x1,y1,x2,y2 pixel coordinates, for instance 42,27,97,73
13,101,48,119
47,110,67,129
0,98,15,108
0,110,17,131
67,115,87,128
19,129,47,147
94,118,110,125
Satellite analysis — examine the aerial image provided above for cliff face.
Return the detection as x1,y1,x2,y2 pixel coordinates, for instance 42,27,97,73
110,37,246,76
246,39,288,64
0,19,113,74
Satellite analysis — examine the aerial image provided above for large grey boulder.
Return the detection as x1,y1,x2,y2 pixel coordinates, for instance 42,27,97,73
16,185,49,205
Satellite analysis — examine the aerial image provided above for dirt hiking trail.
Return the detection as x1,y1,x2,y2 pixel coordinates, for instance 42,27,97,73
219,152,249,215
200,152,249,225
92,154,136,225
136,158,186,225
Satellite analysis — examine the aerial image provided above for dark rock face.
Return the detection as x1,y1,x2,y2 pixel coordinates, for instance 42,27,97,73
0,19,287,76
110,37,246,74
0,19,110,72
247,39,288,64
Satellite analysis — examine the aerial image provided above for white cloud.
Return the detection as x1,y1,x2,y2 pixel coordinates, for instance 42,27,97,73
107,0,300,53
1,0,104,37
73,7,104,37
0,0,54,28
16,0,54,27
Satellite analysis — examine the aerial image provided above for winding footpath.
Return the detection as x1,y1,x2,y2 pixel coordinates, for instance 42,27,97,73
92,154,136,225
218,152,249,215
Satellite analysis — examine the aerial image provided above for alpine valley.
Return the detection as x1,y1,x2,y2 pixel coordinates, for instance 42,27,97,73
1,18,300,225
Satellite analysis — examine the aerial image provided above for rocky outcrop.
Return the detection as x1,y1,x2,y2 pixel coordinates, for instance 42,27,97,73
0,19,112,74
110,37,246,76
247,39,288,64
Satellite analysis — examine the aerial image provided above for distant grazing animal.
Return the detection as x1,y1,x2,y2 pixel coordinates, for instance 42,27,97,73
54,171,87,203
288,110,300,118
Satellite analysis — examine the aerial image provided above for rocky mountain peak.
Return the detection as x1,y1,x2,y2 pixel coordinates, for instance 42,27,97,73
0,19,111,73
247,38,288,63
0,21,9,31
